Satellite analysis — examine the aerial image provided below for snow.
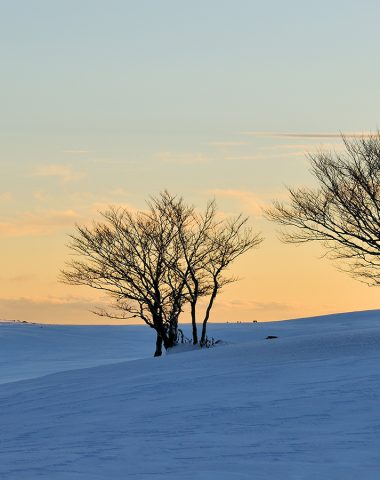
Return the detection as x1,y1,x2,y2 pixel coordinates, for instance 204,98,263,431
1,310,380,479
0,323,155,384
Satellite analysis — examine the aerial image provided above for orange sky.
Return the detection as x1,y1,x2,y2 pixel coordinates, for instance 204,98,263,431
2,2,380,324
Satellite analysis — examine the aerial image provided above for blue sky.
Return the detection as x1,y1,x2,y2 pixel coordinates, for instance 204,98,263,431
1,1,380,323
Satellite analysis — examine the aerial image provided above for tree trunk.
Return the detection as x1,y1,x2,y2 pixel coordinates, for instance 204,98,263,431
166,327,177,349
153,314,177,352
200,286,218,346
154,332,163,357
153,313,171,352
158,325,175,350
191,302,198,344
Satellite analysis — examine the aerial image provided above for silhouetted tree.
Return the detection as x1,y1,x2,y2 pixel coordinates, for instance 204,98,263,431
266,133,380,284
198,214,260,345
61,202,186,356
152,193,262,345
62,192,262,355
149,194,215,345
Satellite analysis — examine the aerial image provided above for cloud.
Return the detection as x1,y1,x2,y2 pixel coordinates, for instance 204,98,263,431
224,151,311,162
267,151,307,159
86,158,128,166
62,149,89,154
64,190,138,216
223,147,311,161
157,151,211,165
223,154,265,161
256,140,355,159
0,209,80,238
210,189,264,216
90,201,137,214
224,145,347,162
33,191,49,201
0,274,35,283
33,164,86,183
108,188,130,197
242,131,375,139
208,141,248,147
263,144,317,151
0,192,12,203
0,295,91,309
0,295,133,324
0,295,97,321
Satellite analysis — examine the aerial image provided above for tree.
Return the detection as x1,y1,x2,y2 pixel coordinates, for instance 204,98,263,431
61,204,184,356
148,193,216,345
62,192,262,355
266,133,380,285
198,214,259,345
145,193,262,346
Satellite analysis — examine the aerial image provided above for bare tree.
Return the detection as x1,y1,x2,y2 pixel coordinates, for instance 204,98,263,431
153,195,217,344
62,192,262,355
61,204,185,356
198,215,261,345
153,193,263,345
266,133,380,284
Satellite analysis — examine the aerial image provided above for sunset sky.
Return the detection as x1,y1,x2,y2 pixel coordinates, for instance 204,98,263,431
2,0,380,324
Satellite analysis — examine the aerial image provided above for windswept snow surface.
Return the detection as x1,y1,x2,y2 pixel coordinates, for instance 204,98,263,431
0,324,155,384
1,311,380,479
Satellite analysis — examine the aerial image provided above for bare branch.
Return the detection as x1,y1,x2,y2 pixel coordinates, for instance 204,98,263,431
266,132,380,285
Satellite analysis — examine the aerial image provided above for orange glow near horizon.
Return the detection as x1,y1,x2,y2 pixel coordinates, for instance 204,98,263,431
1,211,379,325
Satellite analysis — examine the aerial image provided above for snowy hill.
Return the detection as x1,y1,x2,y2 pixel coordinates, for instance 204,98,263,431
1,310,380,479
0,323,155,384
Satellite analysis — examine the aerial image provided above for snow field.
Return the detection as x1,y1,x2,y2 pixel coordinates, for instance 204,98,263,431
1,311,380,479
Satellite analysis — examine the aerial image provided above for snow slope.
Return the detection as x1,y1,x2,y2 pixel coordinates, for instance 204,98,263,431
1,311,380,479
0,323,155,384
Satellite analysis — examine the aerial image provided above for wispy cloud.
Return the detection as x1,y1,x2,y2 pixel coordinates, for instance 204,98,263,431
268,151,307,159
90,201,137,214
210,189,264,216
257,140,352,158
0,274,35,283
33,164,86,183
157,151,211,165
223,154,265,161
208,141,248,147
108,187,130,197
224,151,310,162
1,295,92,306
62,149,89,154
263,144,317,151
242,131,375,139
90,189,137,212
0,295,97,320
0,192,12,203
66,189,137,215
0,209,80,238
33,191,49,201
224,145,346,162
